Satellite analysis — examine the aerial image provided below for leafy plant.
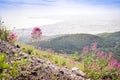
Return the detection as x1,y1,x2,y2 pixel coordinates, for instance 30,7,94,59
9,58,30,79
0,54,10,79
70,52,82,61
83,43,120,80
0,28,10,41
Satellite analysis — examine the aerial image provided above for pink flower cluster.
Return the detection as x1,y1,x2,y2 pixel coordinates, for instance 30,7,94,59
108,58,118,67
106,78,111,80
83,46,89,53
108,52,113,59
83,42,98,54
108,58,120,68
96,50,120,69
117,63,120,68
96,51,107,59
91,42,98,51
83,42,120,79
97,51,104,58
7,33,17,40
89,62,101,70
45,48,55,53
31,27,42,39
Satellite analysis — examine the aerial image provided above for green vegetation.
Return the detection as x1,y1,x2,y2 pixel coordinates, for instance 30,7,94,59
0,27,10,41
0,53,30,79
70,52,82,61
20,43,84,70
0,20,120,79
0,54,10,79
19,42,120,80
27,32,120,61
9,58,29,79
83,51,119,80
31,34,103,53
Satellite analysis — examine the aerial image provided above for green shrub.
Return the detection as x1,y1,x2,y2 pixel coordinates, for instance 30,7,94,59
0,54,10,79
0,28,10,41
83,43,120,80
9,58,30,79
70,52,82,61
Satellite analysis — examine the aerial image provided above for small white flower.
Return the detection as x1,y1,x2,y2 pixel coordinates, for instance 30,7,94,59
72,67,79,71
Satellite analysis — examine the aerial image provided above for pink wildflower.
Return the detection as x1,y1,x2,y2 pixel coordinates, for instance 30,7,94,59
116,63,120,68
89,62,101,70
31,27,42,39
108,52,113,59
97,51,103,58
45,49,54,53
71,61,76,65
83,46,89,53
106,77,111,80
108,58,118,67
96,51,107,59
7,33,17,40
97,66,101,70
103,54,107,59
91,42,98,51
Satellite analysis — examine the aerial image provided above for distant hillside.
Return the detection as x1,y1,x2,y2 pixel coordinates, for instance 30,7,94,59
97,31,120,48
33,34,104,54
19,31,120,61
97,31,120,61
97,31,120,38
27,31,120,53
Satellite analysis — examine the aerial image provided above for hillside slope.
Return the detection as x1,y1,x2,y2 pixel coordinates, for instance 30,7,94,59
97,31,120,48
36,34,103,54
20,31,120,61
0,40,87,80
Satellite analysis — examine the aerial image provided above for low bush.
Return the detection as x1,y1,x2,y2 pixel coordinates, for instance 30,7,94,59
83,42,120,80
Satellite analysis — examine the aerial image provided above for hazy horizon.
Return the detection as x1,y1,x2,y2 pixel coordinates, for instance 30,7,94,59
0,0,120,35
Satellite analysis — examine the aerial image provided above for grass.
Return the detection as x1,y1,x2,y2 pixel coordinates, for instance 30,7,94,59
19,43,84,71
19,43,120,80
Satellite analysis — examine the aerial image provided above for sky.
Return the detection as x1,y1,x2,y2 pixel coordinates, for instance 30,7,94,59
0,0,120,35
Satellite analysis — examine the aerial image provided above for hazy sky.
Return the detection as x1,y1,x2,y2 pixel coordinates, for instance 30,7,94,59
0,0,120,31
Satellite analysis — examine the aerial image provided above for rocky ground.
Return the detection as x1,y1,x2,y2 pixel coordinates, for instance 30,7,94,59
0,40,89,80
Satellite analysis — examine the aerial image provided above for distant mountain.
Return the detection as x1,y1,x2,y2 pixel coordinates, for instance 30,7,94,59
18,31,120,61
30,34,104,54
97,31,120,38
97,31,120,48
23,31,120,53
